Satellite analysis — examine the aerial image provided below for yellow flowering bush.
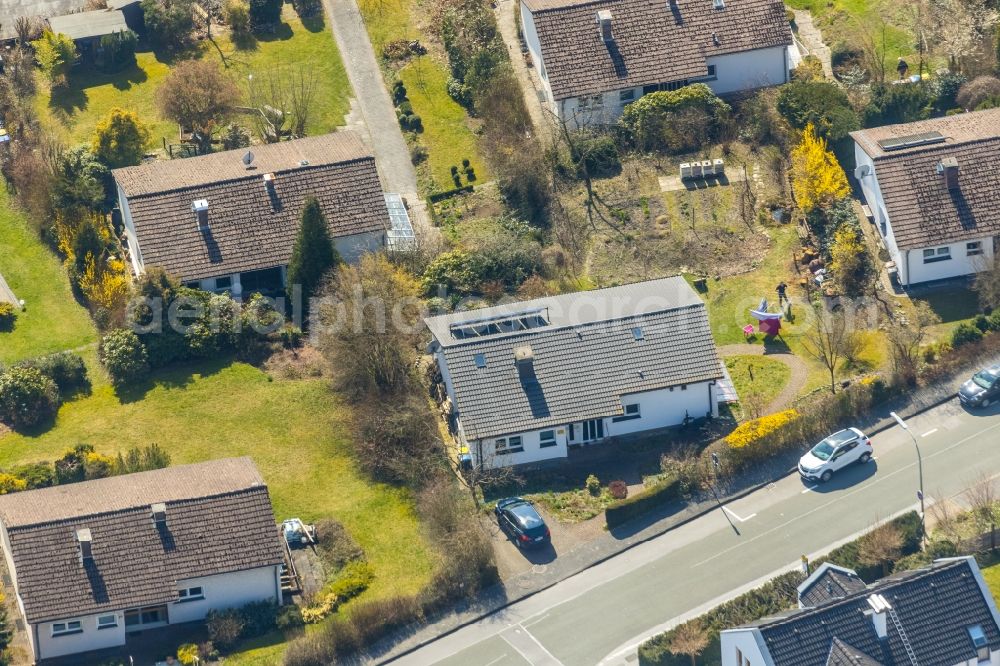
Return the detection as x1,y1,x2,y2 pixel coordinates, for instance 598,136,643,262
0,474,27,495
725,409,799,450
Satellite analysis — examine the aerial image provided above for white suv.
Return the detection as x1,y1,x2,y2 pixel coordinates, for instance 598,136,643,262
798,428,873,483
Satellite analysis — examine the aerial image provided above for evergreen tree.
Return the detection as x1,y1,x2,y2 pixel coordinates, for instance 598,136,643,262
287,197,340,308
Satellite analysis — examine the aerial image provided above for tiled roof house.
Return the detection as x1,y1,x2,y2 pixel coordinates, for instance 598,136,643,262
112,132,390,295
425,277,723,468
721,557,1000,666
519,0,795,126
0,458,285,663
851,108,1000,287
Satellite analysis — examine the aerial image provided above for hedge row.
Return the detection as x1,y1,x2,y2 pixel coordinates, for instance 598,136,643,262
605,475,681,529
815,510,922,581
429,185,474,203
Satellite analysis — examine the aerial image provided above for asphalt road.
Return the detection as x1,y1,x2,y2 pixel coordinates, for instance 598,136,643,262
388,397,1000,666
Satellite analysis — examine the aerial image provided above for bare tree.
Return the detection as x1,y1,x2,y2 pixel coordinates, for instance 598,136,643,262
883,302,940,386
287,66,318,137
246,68,288,143
966,473,999,551
858,520,904,576
454,442,522,509
669,621,710,666
801,307,851,393
858,15,888,85
13,16,36,46
927,0,999,74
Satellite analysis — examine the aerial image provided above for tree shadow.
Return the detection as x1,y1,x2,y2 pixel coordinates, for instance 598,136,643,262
257,22,295,43
114,355,233,403
48,84,89,115
109,63,149,90
302,15,326,32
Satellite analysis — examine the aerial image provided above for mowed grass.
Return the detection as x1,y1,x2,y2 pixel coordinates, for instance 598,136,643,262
400,57,489,188
37,7,352,150
0,360,437,604
358,0,489,190
725,355,791,406
787,0,923,67
0,188,97,365
983,559,1000,607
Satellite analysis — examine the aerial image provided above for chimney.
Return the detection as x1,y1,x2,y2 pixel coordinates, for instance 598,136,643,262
151,502,167,525
938,157,959,190
263,172,276,191
866,593,891,639
192,199,209,230
77,528,93,563
596,10,613,43
514,345,536,383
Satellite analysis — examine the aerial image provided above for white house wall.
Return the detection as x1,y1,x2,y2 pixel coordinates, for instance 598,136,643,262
610,382,715,437
705,46,788,96
719,629,769,666
335,230,386,264
520,5,556,115
117,188,145,276
475,426,570,468
170,566,281,624
35,610,126,660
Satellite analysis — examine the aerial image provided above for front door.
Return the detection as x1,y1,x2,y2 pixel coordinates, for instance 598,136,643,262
582,419,605,442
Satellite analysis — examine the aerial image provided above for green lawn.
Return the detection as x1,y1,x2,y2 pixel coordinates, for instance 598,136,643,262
913,287,981,341
0,189,97,365
0,360,436,606
725,355,791,406
38,7,352,150
358,0,489,191
983,559,1000,607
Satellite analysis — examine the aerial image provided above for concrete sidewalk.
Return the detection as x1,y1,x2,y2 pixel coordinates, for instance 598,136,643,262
322,0,430,234
371,359,985,664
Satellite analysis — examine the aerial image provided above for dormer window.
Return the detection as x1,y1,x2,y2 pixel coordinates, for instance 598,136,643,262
969,625,990,662
713,0,725,8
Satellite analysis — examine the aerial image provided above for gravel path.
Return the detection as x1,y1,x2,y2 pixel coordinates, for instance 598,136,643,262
792,9,834,79
496,0,551,140
718,343,809,413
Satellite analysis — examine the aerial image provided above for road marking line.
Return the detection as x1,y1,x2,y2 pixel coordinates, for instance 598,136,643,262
484,657,506,666
801,485,817,494
922,428,938,437
721,506,757,522
694,418,1000,569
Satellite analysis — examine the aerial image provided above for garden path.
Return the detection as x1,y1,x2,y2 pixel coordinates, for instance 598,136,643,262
718,343,809,413
497,0,551,141
792,9,834,78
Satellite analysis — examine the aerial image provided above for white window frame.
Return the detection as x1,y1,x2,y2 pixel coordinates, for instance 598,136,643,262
923,246,951,263
495,436,524,455
967,241,983,256
539,430,557,448
577,94,604,111
97,614,118,630
613,403,641,422
177,586,205,602
705,64,717,80
52,620,83,637
619,89,635,104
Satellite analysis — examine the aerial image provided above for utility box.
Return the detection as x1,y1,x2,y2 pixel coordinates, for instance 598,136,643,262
701,160,714,176
691,162,703,178
713,159,725,176
679,163,693,179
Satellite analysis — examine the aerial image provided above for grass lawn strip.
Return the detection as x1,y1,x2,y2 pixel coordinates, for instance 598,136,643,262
724,354,791,407
0,188,97,365
37,7,352,150
0,361,436,642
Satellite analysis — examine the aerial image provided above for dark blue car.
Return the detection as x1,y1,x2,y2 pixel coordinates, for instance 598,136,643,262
495,497,550,548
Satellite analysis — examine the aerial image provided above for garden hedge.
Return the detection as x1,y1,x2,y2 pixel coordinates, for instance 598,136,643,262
605,475,681,529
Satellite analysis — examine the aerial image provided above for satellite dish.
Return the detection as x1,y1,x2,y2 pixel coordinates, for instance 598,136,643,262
242,150,255,167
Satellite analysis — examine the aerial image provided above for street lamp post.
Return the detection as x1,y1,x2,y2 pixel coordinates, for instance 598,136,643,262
890,411,925,541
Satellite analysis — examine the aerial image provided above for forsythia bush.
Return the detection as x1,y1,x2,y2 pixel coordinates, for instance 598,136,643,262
0,474,27,495
79,255,131,312
725,409,800,449
791,123,850,212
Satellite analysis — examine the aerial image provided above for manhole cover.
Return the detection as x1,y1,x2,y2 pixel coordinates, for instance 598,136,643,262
532,564,548,575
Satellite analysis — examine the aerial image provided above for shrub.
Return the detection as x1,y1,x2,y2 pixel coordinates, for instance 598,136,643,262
249,0,283,29
863,82,931,127
11,462,55,489
569,130,621,178
292,0,323,17
820,511,922,580
0,302,17,331
957,76,1000,110
409,142,428,165
20,352,88,395
221,123,252,149
951,322,984,349
315,518,365,570
777,80,859,140
98,29,137,71
276,605,304,632
620,84,731,152
84,452,116,479
206,609,245,651
609,480,628,500
0,474,27,495
585,474,601,496
931,72,967,113
141,0,194,50
223,0,252,37
724,409,799,449
176,643,199,666
55,444,94,484
605,475,681,529
238,601,279,638
100,328,150,386
0,366,60,428
974,313,993,332
391,80,407,105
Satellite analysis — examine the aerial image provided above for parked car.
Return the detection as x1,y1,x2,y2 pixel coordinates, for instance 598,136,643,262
959,364,1000,408
798,428,873,483
495,497,550,548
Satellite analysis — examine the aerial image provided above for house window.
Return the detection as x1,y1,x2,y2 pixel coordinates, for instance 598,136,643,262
495,436,524,454
577,95,604,111
713,0,725,8
52,621,82,636
619,89,635,104
97,614,117,630
214,276,232,291
923,246,951,263
706,65,717,79
613,403,641,422
969,625,990,662
474,353,487,369
177,586,205,602
967,241,983,256
681,384,688,390
539,430,557,448
632,327,644,340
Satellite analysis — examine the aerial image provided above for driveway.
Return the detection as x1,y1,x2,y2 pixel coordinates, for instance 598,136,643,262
322,0,430,233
